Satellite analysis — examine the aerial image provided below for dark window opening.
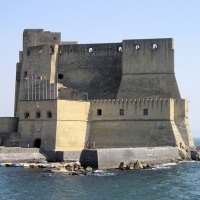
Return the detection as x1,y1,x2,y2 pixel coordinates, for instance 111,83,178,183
84,95,87,100
143,109,148,115
34,138,41,148
59,50,63,55
27,50,30,56
135,44,140,50
49,46,54,54
47,111,52,118
53,37,57,40
36,112,41,118
97,109,102,116
152,44,158,49
119,109,124,115
23,71,27,77
89,48,93,53
118,47,122,52
24,112,30,119
58,74,63,79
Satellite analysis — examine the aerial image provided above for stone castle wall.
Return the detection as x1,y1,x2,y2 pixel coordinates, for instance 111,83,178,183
8,29,194,152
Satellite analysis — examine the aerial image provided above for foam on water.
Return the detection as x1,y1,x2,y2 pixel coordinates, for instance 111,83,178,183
179,160,196,163
88,169,117,176
153,162,177,170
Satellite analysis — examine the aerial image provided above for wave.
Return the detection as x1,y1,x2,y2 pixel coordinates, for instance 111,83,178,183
178,160,196,163
87,170,117,176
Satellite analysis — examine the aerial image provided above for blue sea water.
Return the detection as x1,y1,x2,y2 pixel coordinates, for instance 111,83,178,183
0,139,200,200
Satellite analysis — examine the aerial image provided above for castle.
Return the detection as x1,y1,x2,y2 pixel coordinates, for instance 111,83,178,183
0,29,194,153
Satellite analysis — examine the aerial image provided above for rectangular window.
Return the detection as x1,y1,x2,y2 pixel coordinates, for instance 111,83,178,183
97,109,102,116
119,109,124,115
58,74,63,79
84,95,87,100
23,71,27,78
143,109,148,115
47,111,52,118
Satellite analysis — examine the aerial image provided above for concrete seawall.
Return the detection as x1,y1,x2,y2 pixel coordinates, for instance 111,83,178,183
80,147,180,169
45,146,181,169
0,146,181,168
0,147,46,162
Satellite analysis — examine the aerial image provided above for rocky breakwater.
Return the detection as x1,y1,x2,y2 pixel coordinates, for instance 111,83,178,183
119,160,154,170
46,161,94,175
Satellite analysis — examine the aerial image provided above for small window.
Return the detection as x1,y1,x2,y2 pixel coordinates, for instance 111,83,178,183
118,47,122,52
24,112,30,119
152,44,157,49
36,112,41,118
53,37,57,40
84,95,87,100
119,109,124,115
89,48,93,53
39,48,42,54
23,71,27,78
27,50,30,56
58,74,63,79
47,111,52,118
135,44,140,50
49,46,54,54
143,109,148,115
59,50,63,55
97,109,102,116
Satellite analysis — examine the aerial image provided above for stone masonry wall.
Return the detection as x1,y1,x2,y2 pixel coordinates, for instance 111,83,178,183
57,43,122,99
117,38,181,99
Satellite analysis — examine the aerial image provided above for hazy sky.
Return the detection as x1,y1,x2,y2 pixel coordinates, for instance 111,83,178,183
0,0,200,137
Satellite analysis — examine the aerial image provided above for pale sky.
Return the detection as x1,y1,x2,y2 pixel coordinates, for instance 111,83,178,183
0,0,200,137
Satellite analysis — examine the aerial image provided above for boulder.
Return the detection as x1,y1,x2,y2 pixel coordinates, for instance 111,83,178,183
129,163,134,170
140,161,147,169
65,164,74,171
119,162,126,170
134,160,143,170
146,164,153,169
85,166,93,172
73,164,79,171
179,148,190,160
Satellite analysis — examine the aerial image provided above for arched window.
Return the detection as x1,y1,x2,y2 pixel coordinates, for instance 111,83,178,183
88,47,93,53
24,112,30,119
118,47,122,52
135,44,140,50
152,44,158,49
36,111,41,118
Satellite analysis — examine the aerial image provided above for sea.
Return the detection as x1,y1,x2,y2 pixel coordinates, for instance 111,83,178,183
1,138,200,200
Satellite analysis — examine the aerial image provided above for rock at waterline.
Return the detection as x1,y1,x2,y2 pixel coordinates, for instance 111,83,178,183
119,162,126,170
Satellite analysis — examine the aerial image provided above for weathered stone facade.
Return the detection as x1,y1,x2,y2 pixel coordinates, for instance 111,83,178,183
0,29,194,151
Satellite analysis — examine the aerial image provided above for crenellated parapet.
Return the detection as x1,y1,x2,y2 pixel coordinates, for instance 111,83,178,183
90,98,174,121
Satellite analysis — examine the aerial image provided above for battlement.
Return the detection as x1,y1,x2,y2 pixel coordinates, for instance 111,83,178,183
90,98,174,121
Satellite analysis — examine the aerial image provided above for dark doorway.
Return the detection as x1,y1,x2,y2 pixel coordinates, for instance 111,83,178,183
34,138,41,148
